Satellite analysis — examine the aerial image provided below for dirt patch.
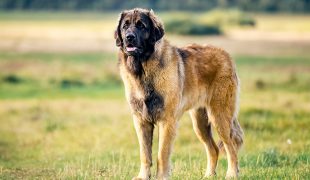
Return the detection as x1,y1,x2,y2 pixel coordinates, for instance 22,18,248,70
0,19,310,56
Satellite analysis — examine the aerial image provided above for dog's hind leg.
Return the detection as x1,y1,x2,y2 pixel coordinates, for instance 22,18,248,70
189,107,219,177
208,76,243,178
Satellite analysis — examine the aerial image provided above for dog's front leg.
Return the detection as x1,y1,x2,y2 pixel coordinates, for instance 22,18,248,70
132,115,154,180
156,118,177,180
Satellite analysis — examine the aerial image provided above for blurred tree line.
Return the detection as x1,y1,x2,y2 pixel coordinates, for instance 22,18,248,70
0,0,309,13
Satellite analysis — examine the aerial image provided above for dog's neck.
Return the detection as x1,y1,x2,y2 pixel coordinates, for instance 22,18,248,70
121,39,165,77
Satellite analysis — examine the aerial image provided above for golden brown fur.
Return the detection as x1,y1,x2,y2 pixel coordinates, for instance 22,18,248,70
115,8,244,180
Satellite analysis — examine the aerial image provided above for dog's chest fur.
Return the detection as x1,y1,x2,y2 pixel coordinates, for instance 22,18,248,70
119,55,168,123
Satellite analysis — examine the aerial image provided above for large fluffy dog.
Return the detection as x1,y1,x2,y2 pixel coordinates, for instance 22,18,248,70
114,8,243,179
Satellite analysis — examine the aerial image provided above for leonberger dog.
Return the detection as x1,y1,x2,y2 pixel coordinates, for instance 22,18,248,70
114,8,244,179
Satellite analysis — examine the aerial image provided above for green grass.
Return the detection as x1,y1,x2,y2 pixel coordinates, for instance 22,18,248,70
0,99,309,179
0,51,123,99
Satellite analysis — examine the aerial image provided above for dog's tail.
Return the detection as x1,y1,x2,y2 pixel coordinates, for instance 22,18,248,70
218,117,244,155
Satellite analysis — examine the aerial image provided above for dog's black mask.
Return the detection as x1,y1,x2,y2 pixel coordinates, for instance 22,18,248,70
114,8,164,60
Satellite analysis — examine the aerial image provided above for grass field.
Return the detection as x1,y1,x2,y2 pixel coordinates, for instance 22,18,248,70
0,12,310,179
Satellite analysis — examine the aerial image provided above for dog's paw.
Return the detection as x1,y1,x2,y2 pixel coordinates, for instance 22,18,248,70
225,171,238,179
132,177,148,180
204,171,216,178
156,176,169,180
156,178,168,180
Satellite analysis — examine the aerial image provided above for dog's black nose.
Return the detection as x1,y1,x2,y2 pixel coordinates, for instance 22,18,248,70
126,34,135,42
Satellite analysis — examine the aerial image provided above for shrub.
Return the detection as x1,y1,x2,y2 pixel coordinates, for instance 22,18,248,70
60,79,84,88
165,18,221,35
255,79,266,89
2,75,23,84
203,9,256,27
163,9,255,35
238,16,256,26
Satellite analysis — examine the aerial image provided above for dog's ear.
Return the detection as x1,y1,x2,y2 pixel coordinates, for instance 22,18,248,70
148,9,164,43
115,11,127,47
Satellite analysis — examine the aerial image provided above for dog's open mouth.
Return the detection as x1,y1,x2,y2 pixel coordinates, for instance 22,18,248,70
126,44,137,52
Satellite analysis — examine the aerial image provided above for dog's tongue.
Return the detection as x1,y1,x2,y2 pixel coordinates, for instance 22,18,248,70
126,47,137,52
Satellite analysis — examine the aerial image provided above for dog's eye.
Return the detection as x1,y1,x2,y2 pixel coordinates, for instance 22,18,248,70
136,21,145,29
123,21,130,29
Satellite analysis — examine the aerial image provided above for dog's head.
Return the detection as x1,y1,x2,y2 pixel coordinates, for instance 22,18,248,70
114,8,164,57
